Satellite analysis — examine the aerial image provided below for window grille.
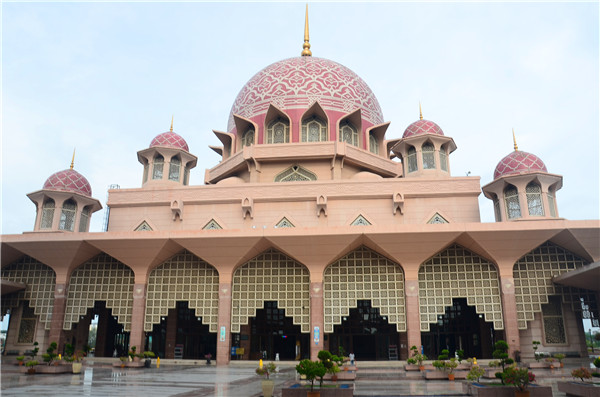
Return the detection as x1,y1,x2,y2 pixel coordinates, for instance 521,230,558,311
41,199,55,229
504,186,521,219
542,296,567,344
547,192,556,217
242,129,255,147
422,143,436,169
59,199,77,231
302,116,327,142
79,207,90,232
407,147,418,173
439,148,448,172
339,121,358,146
152,155,164,180
526,183,544,216
134,221,153,231
266,119,289,144
427,213,448,224
275,165,317,182
275,217,294,228
369,134,378,154
351,215,371,226
168,157,181,182
203,219,222,230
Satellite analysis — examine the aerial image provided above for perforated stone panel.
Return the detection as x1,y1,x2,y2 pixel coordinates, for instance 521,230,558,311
324,247,406,333
64,254,133,331
231,249,310,333
1,257,56,330
145,251,219,332
514,242,598,329
419,244,504,331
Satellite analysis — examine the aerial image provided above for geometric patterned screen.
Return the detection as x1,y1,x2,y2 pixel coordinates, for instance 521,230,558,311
1,257,56,330
144,251,219,332
419,244,504,331
64,254,134,331
513,241,598,329
231,249,310,333
324,246,406,333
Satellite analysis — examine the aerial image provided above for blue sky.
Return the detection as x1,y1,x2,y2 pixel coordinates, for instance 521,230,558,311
2,1,599,235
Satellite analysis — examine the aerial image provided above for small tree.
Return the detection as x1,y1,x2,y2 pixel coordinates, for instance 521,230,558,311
532,340,542,362
256,362,277,379
467,365,485,383
492,340,514,384
296,359,326,392
42,342,59,365
571,367,592,382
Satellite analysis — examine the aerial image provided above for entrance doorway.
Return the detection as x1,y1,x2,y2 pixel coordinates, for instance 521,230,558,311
249,301,309,360
329,300,400,361
422,298,500,359
69,301,128,357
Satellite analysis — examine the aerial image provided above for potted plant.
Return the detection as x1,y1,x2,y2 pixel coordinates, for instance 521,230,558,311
128,346,138,361
466,365,485,383
296,359,326,397
25,360,38,374
557,367,597,396
544,357,555,369
318,350,341,381
503,366,535,397
256,361,277,397
204,353,212,364
553,353,565,368
409,345,427,370
16,355,25,366
42,342,59,365
445,357,458,381
532,340,541,362
492,340,514,383
143,351,155,368
119,356,127,368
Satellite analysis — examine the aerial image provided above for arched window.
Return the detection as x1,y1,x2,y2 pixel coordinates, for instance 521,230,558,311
422,142,435,169
504,185,521,219
152,155,164,180
59,199,77,231
526,182,544,216
339,121,359,147
79,207,91,232
369,135,379,154
168,156,181,182
266,118,289,144
275,165,317,182
41,199,55,229
547,191,556,217
439,146,448,172
302,116,327,142
407,146,417,173
242,128,255,147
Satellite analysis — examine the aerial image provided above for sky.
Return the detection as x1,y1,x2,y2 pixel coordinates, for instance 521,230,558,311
1,1,599,235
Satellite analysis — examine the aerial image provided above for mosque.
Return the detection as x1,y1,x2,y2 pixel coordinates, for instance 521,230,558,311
1,7,598,364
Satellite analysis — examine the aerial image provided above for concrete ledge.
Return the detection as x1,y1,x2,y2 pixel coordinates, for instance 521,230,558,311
404,364,420,371
282,384,354,397
462,382,553,396
20,365,72,374
324,371,356,381
423,370,467,380
112,361,145,368
557,381,600,397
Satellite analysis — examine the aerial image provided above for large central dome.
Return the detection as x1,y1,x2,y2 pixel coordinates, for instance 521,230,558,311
227,56,384,133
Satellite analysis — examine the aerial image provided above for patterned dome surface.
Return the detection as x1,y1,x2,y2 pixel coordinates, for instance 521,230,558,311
227,57,384,133
43,169,92,197
494,150,548,179
150,131,189,152
402,119,444,138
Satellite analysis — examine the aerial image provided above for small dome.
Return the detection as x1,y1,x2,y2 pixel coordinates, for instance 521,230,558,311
493,150,548,179
43,169,92,197
150,131,189,152
402,119,444,138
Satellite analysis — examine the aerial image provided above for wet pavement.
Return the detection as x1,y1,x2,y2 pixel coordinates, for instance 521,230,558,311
1,357,596,396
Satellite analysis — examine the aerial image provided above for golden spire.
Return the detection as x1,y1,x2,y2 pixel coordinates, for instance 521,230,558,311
70,148,76,170
512,128,519,151
301,4,312,56
170,115,174,132
419,102,423,120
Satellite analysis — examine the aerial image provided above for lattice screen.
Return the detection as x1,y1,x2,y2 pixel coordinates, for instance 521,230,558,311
324,246,406,333
64,254,134,331
514,241,598,329
231,249,310,333
419,244,504,331
145,251,219,332
1,256,56,330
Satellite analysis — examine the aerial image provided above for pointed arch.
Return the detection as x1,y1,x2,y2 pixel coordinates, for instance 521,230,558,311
275,217,295,228
351,214,371,226
301,102,329,142
134,221,153,231
203,219,223,230
275,165,317,182
264,104,291,144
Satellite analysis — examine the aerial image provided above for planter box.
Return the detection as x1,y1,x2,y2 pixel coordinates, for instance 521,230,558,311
21,365,71,374
462,382,552,397
457,363,472,370
483,369,501,379
282,384,354,397
557,381,600,397
404,364,421,371
112,361,145,368
324,371,356,381
423,370,467,380
528,362,550,369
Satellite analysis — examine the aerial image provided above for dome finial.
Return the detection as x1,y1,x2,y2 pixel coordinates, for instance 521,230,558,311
301,4,312,56
419,102,423,120
512,128,519,151
170,115,174,132
70,148,76,170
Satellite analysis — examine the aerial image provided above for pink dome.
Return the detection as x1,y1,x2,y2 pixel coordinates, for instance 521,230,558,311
150,131,189,152
493,151,548,179
227,57,384,133
43,169,92,197
402,119,444,138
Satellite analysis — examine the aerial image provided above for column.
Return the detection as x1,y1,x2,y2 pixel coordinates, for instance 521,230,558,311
499,274,520,358
309,281,324,360
216,282,232,366
404,279,422,354
128,283,147,353
49,283,68,351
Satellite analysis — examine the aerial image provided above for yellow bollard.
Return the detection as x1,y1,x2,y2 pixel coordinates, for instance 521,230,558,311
473,357,477,365
157,356,160,369
59,354,62,361
259,359,263,369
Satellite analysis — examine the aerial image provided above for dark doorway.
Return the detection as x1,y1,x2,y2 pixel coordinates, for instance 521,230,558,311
329,300,400,361
422,298,500,359
80,301,129,357
250,301,309,360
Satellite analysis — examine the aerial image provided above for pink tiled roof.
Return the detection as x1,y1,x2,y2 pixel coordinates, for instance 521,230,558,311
150,131,189,152
43,169,92,197
402,119,444,138
494,151,548,179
